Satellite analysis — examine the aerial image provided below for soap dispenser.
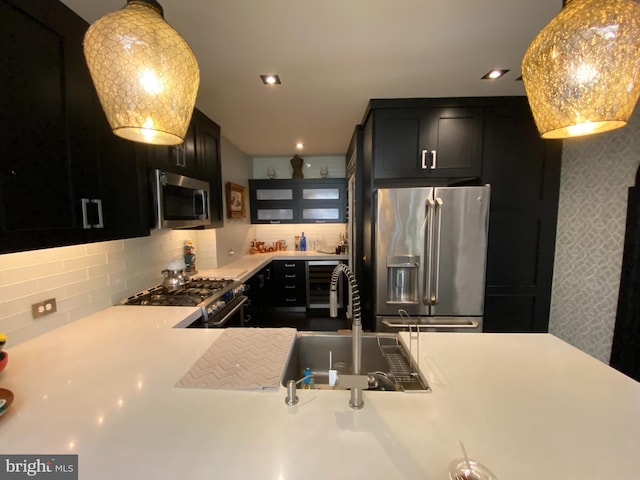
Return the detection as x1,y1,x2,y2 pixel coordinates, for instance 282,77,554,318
300,232,306,251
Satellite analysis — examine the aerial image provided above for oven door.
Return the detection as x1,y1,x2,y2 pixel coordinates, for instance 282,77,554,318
200,295,249,328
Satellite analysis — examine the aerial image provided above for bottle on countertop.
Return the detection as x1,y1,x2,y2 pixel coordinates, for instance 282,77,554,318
300,232,307,251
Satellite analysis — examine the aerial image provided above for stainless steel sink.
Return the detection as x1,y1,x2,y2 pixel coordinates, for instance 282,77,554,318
282,332,429,392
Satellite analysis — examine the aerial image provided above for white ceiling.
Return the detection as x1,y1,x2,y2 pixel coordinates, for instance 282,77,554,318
60,0,561,157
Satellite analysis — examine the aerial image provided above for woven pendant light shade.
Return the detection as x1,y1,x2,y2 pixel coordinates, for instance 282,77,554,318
84,0,199,146
522,0,640,139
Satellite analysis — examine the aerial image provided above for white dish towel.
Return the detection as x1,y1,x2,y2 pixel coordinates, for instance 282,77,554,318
176,328,297,390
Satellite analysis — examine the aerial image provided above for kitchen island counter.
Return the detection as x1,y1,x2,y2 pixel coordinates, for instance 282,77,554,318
0,306,638,479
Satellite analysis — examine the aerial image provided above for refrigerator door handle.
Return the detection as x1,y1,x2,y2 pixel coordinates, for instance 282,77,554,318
432,197,443,304
424,197,435,305
382,319,479,329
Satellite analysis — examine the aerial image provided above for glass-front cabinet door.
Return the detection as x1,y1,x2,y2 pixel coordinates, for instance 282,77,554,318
249,179,346,224
299,180,346,223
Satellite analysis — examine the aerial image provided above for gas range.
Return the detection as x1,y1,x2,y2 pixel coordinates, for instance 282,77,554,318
122,277,248,327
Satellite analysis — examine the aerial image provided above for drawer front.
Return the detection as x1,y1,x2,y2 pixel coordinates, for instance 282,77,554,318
272,261,307,306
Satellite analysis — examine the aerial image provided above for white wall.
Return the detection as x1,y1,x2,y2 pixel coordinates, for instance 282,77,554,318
549,108,640,363
0,135,254,346
253,155,345,180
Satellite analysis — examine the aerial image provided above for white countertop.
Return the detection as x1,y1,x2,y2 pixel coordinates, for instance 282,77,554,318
198,250,348,282
0,306,639,479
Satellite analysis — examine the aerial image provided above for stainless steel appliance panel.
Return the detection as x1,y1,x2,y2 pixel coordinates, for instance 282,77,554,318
430,186,489,316
375,187,433,317
374,185,490,332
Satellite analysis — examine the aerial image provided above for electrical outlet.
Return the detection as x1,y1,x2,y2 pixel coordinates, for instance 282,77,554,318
32,298,57,319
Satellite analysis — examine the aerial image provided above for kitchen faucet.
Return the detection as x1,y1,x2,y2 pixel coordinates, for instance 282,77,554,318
329,263,365,409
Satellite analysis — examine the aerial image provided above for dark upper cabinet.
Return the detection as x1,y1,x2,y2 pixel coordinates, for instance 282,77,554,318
372,106,483,181
148,122,198,177
0,0,150,254
193,109,223,228
146,108,223,228
249,178,347,224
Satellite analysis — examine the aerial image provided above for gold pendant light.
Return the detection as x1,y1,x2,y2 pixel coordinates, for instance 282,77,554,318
83,0,199,146
522,0,640,139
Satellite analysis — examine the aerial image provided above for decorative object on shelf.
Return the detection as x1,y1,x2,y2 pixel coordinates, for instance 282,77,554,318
267,167,276,179
225,182,246,219
83,0,200,146
290,154,304,179
183,239,196,274
320,166,329,178
522,0,640,139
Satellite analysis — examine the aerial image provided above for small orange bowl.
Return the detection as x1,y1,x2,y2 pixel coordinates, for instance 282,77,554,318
0,351,7,373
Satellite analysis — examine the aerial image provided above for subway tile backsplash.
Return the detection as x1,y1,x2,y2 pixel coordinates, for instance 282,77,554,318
254,224,347,253
0,229,193,346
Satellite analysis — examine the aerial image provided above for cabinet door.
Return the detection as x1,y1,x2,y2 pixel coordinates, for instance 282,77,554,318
249,180,296,224
0,0,98,252
299,179,346,223
94,118,150,241
373,107,482,180
146,118,198,175
481,103,561,333
249,179,346,224
193,110,223,227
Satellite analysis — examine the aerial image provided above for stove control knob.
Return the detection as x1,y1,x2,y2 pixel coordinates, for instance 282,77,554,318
207,300,226,316
233,284,246,295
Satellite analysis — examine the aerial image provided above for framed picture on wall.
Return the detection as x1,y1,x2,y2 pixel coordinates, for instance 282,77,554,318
225,182,246,219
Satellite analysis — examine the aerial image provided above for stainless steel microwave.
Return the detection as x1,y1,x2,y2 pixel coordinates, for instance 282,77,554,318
151,169,211,229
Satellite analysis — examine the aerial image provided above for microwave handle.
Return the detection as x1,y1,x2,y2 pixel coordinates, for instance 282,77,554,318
195,190,208,218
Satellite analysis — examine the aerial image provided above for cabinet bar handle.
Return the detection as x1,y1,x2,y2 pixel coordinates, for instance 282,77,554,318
81,198,104,229
430,150,437,169
285,274,296,278
269,220,281,224
284,263,296,267
421,150,428,169
173,144,186,167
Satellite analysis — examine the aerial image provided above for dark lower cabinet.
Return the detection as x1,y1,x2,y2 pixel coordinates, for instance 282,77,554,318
481,99,562,332
245,265,272,324
0,0,150,253
272,260,307,307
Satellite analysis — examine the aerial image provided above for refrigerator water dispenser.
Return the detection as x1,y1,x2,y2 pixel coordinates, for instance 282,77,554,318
387,256,419,303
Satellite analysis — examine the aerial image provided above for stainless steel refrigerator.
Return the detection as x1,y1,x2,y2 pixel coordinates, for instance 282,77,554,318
375,186,490,332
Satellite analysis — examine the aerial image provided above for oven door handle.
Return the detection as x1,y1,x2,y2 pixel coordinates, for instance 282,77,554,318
208,296,249,327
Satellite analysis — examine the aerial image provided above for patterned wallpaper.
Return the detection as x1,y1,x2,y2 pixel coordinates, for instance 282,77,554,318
549,109,640,363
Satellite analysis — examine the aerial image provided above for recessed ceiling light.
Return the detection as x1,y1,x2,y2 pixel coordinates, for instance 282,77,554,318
295,142,304,150
482,69,510,80
260,74,281,85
